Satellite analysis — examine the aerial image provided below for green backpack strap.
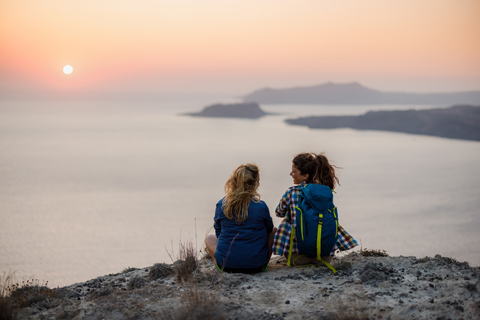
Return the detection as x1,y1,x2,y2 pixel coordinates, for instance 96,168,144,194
317,213,323,259
318,258,337,274
287,227,295,266
317,212,337,274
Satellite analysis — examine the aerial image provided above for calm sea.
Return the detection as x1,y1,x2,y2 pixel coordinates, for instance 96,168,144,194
1,98,479,287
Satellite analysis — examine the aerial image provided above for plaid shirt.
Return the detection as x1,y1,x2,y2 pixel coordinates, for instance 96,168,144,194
272,182,358,256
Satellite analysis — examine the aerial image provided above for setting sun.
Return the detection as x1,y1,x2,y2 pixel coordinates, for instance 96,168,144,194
63,65,73,74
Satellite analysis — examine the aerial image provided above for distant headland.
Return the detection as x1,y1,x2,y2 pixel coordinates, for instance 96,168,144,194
186,102,269,119
242,82,480,105
285,105,480,141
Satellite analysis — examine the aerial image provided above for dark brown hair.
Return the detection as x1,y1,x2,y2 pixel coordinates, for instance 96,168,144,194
292,152,340,189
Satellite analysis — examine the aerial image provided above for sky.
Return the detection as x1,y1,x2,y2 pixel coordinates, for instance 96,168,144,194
1,0,479,99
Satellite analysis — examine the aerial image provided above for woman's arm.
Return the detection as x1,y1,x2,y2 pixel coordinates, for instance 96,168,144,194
214,202,223,238
263,206,274,234
275,188,292,218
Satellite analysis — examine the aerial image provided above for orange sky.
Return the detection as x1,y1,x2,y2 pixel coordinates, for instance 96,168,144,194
1,0,479,98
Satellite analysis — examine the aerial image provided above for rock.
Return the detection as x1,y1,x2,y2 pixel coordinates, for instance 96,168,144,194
12,253,480,319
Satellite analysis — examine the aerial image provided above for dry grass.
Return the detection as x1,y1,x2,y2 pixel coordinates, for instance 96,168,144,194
1,272,16,320
359,248,389,257
1,271,55,320
148,263,173,281
167,237,199,283
122,266,139,273
162,230,225,320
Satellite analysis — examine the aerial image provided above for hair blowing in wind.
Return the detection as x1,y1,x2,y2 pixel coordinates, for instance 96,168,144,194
222,163,261,224
292,153,340,189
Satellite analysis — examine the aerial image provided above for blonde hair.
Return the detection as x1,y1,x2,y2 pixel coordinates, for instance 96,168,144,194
222,163,260,224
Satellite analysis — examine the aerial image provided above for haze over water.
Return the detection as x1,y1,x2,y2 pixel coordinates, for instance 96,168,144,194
1,98,479,287
1,0,480,288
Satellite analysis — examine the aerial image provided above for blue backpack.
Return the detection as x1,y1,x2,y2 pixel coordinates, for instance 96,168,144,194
287,184,338,273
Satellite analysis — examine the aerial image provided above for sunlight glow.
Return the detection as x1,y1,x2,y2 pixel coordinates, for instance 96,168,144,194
63,65,73,74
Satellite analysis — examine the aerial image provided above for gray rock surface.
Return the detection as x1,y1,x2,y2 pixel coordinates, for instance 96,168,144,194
11,253,480,319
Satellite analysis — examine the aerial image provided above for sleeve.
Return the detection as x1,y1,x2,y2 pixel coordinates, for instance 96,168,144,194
334,225,358,252
275,188,292,218
214,202,223,238
263,204,274,234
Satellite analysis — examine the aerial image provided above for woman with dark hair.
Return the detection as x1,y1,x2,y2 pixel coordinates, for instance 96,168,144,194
205,163,276,273
272,152,358,266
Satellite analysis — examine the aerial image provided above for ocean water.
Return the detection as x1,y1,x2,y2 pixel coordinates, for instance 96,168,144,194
1,98,479,287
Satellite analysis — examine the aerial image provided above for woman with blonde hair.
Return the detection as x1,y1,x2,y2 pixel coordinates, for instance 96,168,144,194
205,163,276,273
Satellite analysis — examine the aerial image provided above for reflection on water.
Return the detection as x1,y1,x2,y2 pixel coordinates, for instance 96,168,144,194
1,99,479,287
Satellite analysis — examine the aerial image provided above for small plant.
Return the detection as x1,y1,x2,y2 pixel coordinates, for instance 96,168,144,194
1,272,54,319
1,272,16,320
167,238,199,283
161,223,224,319
148,263,173,281
122,267,139,273
359,248,389,257
433,254,470,267
416,256,431,263
175,240,198,283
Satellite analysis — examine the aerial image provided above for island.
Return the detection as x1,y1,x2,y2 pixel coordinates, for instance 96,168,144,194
285,105,480,141
242,82,480,105
186,102,269,119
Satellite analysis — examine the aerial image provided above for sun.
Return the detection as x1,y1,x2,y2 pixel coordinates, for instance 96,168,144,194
63,65,73,74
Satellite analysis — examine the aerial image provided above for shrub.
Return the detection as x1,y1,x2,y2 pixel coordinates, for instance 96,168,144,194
148,263,173,281
11,284,55,308
168,239,199,283
1,272,16,320
122,267,139,273
359,248,389,257
1,272,54,319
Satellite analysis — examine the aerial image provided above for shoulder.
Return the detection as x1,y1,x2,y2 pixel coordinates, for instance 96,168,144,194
250,200,271,217
215,199,225,216
283,185,301,196
250,199,268,208
258,199,268,206
216,198,225,207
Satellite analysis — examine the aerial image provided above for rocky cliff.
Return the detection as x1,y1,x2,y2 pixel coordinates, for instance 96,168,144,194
6,252,479,320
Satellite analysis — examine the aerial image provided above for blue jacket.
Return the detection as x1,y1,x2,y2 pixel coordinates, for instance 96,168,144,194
214,198,273,269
